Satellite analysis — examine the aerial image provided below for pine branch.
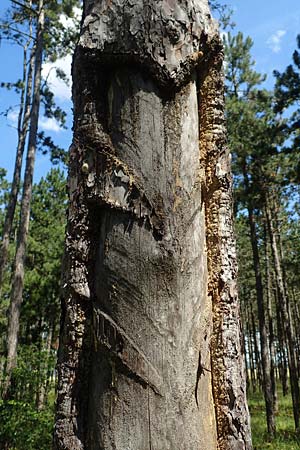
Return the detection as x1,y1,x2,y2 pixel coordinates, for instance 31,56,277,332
10,0,38,16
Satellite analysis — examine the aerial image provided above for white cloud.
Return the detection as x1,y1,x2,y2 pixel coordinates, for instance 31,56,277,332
267,29,287,53
39,117,62,132
42,54,72,102
7,108,61,132
7,109,19,126
41,7,82,102
60,6,82,28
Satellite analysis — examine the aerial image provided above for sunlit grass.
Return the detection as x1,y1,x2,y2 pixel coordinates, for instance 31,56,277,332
249,389,300,449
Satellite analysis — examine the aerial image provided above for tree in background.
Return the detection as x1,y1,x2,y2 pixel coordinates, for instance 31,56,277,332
224,31,277,436
274,34,300,156
225,31,300,433
0,0,80,397
0,167,67,449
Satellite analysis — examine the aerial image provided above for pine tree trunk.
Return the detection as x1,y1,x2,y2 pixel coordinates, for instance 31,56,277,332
36,324,53,410
2,0,44,399
250,308,262,390
0,36,34,291
246,304,257,392
264,226,277,411
276,300,289,396
242,167,275,435
265,201,300,430
54,1,252,449
292,290,300,376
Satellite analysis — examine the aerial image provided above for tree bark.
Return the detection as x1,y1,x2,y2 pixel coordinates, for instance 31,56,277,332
250,307,262,390
2,0,44,399
246,303,257,392
36,323,54,410
276,300,289,396
264,225,277,411
54,1,251,449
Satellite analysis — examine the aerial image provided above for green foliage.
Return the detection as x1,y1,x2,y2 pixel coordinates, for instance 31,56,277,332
274,35,300,113
0,169,11,346
23,168,67,330
37,132,69,166
274,35,300,171
249,390,300,449
224,32,265,96
0,168,67,337
0,0,81,58
0,399,54,450
0,0,81,164
0,168,66,448
42,0,81,61
0,346,55,450
209,0,235,29
0,80,24,93
226,27,300,440
41,84,67,128
224,31,291,211
0,168,10,212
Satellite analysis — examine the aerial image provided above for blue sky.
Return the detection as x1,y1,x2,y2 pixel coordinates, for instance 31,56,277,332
0,0,300,183
230,0,300,84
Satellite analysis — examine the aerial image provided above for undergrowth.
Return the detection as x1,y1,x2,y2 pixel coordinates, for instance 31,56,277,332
249,389,300,450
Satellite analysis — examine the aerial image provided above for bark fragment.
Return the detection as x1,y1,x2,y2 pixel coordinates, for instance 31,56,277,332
198,41,252,449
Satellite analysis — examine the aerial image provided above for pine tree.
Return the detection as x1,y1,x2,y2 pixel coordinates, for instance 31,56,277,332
0,0,80,398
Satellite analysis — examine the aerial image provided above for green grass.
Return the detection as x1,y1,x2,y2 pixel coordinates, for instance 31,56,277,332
249,389,300,450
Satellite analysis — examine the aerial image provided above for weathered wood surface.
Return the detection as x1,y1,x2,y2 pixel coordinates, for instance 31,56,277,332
54,1,252,449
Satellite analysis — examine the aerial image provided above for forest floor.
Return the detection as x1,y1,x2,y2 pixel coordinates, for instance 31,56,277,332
249,389,300,449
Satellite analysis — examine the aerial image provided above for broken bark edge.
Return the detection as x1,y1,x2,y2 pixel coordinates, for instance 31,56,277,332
74,34,223,95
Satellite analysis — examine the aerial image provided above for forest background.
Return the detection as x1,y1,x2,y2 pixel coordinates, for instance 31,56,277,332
0,0,300,449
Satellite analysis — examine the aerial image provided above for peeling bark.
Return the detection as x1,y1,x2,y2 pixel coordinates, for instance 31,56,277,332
198,45,252,450
54,1,252,449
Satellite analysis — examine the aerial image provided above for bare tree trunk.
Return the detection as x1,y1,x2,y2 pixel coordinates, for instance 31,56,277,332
292,289,300,376
248,206,275,435
2,0,44,399
265,201,300,430
246,303,257,392
36,324,53,410
241,165,275,435
264,225,277,411
276,300,289,396
251,307,262,390
54,1,251,449
0,29,34,291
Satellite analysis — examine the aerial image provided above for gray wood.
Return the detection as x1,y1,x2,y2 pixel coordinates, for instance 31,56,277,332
54,1,252,449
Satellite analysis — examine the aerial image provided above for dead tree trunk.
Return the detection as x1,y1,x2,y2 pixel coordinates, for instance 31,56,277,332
54,1,252,449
